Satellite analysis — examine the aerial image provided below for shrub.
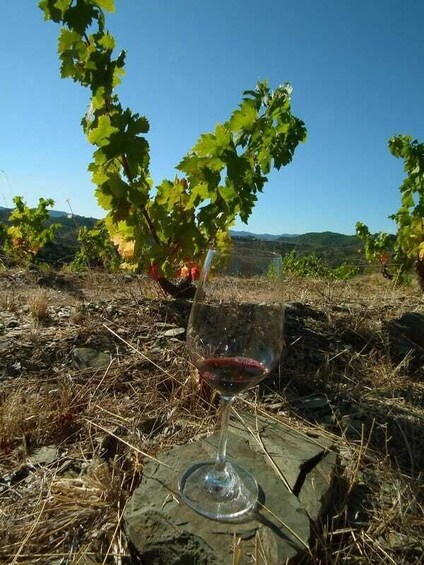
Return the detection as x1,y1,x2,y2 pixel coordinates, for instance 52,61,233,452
70,221,122,272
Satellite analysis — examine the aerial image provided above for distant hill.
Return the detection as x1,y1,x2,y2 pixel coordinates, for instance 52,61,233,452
232,230,364,267
1,207,365,268
230,230,298,241
0,206,97,221
287,231,359,247
230,229,358,245
49,210,71,218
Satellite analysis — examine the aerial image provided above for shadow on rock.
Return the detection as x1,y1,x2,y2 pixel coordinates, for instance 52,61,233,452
384,312,424,376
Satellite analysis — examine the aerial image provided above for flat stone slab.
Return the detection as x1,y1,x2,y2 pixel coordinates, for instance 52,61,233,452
125,410,338,564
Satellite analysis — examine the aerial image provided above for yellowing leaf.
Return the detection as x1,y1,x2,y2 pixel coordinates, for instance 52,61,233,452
419,242,424,261
112,234,135,260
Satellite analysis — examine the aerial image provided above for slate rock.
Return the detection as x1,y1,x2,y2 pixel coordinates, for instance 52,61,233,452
385,311,424,372
160,327,186,338
395,312,424,347
127,509,219,565
125,410,338,564
231,411,337,523
0,339,12,351
28,446,60,466
72,347,111,370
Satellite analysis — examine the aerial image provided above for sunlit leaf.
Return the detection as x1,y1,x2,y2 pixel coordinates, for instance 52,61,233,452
87,115,118,146
40,0,306,282
92,0,116,12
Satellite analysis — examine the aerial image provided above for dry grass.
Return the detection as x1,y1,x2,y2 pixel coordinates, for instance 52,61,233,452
0,290,19,313
27,290,50,322
0,269,423,563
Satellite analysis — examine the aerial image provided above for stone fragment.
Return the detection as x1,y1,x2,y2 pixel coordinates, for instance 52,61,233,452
28,446,60,466
397,312,424,347
125,410,338,564
127,508,219,564
160,327,186,338
0,339,12,351
386,311,424,372
230,411,337,523
72,347,111,370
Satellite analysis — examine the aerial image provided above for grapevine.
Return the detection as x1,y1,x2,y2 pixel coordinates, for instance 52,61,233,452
282,250,359,280
356,135,424,289
39,0,307,295
5,196,61,263
70,221,122,271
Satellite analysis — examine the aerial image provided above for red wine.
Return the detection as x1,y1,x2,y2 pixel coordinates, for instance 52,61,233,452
197,357,267,396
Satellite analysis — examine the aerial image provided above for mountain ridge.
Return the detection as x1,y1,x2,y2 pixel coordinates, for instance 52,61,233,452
0,206,363,267
0,207,358,240
229,230,299,240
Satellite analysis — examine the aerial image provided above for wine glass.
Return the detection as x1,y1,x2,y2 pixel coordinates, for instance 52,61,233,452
179,246,284,521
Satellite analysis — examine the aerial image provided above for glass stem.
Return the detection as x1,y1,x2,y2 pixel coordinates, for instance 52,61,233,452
213,396,234,478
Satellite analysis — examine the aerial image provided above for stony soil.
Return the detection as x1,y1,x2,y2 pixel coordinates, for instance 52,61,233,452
0,268,423,564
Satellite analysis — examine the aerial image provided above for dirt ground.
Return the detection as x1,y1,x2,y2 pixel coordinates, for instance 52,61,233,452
0,268,423,564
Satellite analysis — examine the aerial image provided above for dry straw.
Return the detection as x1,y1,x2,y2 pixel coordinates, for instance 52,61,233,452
0,270,423,563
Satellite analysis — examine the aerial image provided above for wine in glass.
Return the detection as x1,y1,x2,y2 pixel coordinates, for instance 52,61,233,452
179,247,284,521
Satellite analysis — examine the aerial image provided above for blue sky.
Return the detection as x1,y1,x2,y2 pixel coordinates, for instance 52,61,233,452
1,1,423,235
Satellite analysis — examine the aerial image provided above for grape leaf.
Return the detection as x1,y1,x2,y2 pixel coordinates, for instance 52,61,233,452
92,0,116,12
63,1,98,34
98,32,116,51
230,100,257,132
40,0,307,287
38,0,62,22
58,29,82,51
87,115,119,146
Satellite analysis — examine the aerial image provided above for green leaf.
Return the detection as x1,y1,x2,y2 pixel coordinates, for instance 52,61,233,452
58,29,81,51
98,32,116,51
192,133,219,157
226,153,250,183
218,184,237,201
90,165,110,187
131,115,150,135
214,123,231,149
185,182,211,209
230,100,257,132
40,0,308,282
63,1,98,34
92,0,116,12
38,0,62,22
87,115,118,146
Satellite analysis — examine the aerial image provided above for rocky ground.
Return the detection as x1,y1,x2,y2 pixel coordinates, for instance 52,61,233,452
0,267,423,564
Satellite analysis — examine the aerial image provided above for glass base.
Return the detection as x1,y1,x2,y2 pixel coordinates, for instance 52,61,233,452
179,461,258,521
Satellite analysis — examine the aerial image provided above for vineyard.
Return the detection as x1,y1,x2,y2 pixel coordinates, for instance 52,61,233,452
0,204,364,277
1,265,423,563
0,0,423,563
1,0,423,290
